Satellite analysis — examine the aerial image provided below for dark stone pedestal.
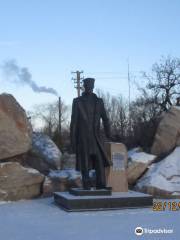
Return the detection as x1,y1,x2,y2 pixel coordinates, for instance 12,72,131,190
54,191,153,212
69,187,112,196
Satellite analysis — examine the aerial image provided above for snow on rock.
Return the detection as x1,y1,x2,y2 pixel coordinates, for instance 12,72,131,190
43,170,82,196
66,170,81,180
49,169,81,180
135,147,180,197
127,151,156,185
26,168,40,174
49,169,69,179
128,147,142,159
129,152,156,164
30,132,62,173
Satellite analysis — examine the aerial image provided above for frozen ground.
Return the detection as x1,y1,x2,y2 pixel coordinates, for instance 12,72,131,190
0,197,180,240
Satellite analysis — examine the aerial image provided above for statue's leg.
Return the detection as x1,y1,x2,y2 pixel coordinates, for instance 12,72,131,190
81,169,91,190
94,154,106,189
80,151,91,190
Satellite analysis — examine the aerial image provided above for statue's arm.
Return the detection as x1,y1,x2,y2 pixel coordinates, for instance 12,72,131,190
100,99,111,139
70,99,78,152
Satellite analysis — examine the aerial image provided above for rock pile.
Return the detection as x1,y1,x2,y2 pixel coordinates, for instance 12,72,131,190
135,147,180,198
130,106,180,198
0,94,69,201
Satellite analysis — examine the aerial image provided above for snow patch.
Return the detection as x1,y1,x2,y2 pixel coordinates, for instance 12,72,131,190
0,201,12,205
26,168,40,174
49,170,69,179
48,169,81,180
128,147,142,158
130,152,156,164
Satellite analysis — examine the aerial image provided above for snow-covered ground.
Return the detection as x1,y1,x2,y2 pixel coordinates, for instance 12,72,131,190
0,198,179,240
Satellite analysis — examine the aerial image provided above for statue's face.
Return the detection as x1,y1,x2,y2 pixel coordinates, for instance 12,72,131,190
84,82,94,94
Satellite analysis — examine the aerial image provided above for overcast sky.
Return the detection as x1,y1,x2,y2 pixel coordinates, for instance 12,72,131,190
0,0,180,111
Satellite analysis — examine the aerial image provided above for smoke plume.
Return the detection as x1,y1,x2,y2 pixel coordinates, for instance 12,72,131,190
1,60,58,96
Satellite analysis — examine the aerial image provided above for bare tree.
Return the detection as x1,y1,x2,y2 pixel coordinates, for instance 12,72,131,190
96,89,128,142
30,100,70,138
129,91,162,150
143,56,180,111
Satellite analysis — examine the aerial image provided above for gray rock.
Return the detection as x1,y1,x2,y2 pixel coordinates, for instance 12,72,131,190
31,132,62,172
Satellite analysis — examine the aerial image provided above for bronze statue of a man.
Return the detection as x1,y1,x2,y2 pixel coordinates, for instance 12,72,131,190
70,78,112,190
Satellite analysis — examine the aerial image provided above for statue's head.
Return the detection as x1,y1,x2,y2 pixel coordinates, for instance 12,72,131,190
83,78,95,94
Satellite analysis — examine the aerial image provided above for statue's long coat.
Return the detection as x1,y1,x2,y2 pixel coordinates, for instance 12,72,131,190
70,93,112,171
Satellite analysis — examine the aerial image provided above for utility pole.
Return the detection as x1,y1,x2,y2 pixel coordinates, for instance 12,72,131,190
57,96,62,148
128,60,131,113
58,96,62,138
71,71,84,97
127,59,131,133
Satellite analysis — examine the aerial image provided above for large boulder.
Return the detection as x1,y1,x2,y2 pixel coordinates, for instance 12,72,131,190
0,93,32,160
127,151,156,185
151,106,180,156
135,147,180,198
29,132,62,174
0,162,44,201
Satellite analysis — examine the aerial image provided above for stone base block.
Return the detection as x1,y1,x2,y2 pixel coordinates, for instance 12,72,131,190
69,187,112,196
54,190,153,212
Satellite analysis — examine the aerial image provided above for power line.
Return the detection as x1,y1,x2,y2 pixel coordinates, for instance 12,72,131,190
90,76,128,79
86,71,142,75
86,71,126,75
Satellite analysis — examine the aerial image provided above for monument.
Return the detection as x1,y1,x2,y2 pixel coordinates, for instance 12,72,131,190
54,78,153,211
70,78,112,191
